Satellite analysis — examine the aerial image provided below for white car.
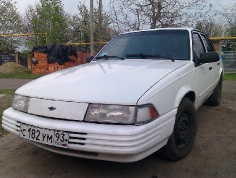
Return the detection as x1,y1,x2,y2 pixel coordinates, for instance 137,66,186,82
2,28,223,162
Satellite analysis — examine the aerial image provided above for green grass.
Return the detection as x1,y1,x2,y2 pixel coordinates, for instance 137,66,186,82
0,89,15,137
0,70,43,79
223,73,236,80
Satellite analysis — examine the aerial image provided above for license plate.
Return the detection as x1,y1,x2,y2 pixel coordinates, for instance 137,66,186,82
20,123,69,148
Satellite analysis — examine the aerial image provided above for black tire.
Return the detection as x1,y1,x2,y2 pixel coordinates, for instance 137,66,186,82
205,77,222,106
159,97,197,161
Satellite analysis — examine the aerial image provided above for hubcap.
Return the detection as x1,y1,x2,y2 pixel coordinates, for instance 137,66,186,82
174,112,192,150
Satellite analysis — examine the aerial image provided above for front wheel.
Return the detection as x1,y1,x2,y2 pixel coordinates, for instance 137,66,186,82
159,97,197,161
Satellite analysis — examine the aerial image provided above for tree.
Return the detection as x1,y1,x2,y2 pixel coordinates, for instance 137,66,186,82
30,0,69,45
23,5,35,33
215,2,236,51
67,2,114,52
0,0,23,52
109,0,211,32
221,2,236,36
22,1,114,51
195,19,224,37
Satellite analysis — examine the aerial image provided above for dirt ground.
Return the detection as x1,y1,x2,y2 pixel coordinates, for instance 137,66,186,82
0,81,235,178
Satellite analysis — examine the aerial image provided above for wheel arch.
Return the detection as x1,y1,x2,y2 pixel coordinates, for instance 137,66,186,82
174,86,196,109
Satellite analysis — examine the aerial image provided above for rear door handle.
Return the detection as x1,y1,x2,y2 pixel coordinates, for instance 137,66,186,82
217,63,220,65
209,67,213,70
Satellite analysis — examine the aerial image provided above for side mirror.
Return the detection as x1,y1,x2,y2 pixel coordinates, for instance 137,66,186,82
195,52,220,66
199,52,220,64
86,56,94,63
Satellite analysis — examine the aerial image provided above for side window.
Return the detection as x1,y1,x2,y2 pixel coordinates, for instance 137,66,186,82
200,34,214,52
193,33,205,58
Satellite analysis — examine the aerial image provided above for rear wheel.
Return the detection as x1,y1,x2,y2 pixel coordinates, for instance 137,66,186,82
159,97,197,161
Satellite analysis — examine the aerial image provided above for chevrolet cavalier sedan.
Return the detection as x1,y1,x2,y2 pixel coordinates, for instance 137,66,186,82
2,28,223,162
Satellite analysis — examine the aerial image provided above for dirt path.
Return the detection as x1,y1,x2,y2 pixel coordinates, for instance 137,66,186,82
0,81,235,178
0,78,32,90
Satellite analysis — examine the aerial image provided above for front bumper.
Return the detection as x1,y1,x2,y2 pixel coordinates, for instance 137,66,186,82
2,107,177,162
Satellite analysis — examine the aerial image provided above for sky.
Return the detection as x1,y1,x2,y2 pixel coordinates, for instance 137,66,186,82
15,0,234,15
15,0,109,15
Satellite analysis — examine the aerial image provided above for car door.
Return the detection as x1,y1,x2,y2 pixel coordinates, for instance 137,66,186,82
192,32,215,107
200,33,221,85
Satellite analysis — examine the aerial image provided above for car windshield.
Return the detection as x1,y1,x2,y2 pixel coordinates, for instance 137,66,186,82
95,30,190,61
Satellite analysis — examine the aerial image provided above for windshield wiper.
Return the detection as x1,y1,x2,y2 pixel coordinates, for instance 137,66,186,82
126,53,175,62
155,54,176,62
95,55,125,60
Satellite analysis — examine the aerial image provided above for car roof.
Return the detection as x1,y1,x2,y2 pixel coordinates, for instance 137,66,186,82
120,27,195,35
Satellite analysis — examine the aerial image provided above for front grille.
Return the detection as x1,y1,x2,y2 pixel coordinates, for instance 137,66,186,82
68,132,87,145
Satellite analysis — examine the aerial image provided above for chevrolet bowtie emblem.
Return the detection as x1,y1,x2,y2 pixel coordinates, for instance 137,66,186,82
48,106,56,111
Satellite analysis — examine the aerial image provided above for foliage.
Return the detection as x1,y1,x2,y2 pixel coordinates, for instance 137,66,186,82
24,0,69,46
22,1,114,52
66,2,116,52
0,0,23,52
211,2,236,51
22,5,38,49
195,19,224,37
212,2,236,37
224,3,236,36
4,0,234,54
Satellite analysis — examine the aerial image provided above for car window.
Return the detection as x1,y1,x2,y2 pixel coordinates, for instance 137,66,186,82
193,33,205,58
200,34,214,52
99,37,129,57
96,30,190,61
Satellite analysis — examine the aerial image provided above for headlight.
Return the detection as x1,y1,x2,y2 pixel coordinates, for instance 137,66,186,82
85,104,136,124
85,104,158,124
12,95,30,112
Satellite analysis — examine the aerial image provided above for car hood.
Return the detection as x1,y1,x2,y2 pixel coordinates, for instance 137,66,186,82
16,59,187,105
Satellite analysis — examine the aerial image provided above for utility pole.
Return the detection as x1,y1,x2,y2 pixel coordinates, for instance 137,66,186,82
98,0,102,45
90,0,94,56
